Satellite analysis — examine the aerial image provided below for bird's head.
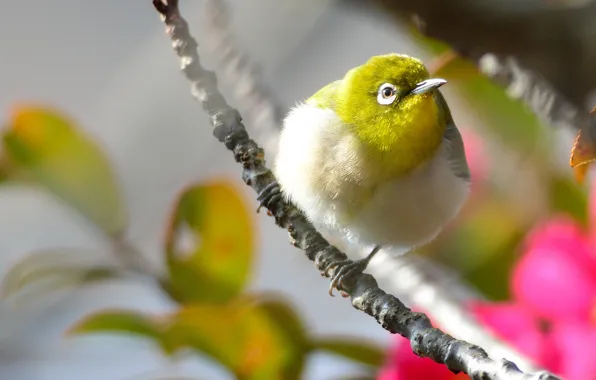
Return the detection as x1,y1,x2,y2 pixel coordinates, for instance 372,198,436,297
335,53,448,174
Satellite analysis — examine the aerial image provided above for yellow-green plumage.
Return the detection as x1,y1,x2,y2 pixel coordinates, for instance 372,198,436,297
309,54,446,180
274,53,470,282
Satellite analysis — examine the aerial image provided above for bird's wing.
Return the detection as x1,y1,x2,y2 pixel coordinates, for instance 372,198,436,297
434,90,471,182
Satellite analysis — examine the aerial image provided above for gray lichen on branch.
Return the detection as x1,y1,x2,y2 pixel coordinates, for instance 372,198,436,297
151,1,560,379
204,0,284,158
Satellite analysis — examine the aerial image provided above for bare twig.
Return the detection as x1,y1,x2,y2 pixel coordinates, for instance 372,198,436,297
151,1,558,379
204,0,284,158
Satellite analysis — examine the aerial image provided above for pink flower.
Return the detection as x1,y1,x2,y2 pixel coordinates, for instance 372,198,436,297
379,215,596,380
551,322,596,380
471,301,596,379
461,127,489,195
469,302,557,369
512,216,596,322
470,215,596,379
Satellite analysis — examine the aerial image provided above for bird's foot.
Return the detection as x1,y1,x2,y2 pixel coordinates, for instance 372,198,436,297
325,245,381,297
256,181,282,213
327,258,370,297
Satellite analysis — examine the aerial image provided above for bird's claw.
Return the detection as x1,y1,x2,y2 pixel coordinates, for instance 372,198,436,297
256,181,282,213
327,258,369,297
323,261,337,276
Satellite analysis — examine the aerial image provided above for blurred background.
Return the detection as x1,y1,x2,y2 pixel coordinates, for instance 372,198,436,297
0,0,595,379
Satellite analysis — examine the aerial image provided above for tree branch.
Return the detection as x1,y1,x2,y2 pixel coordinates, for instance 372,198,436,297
151,1,559,379
368,253,543,373
204,0,284,158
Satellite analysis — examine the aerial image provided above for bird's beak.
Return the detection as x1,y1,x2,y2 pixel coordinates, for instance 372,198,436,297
410,78,447,95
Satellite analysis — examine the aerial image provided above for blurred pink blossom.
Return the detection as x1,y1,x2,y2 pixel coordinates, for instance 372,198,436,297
470,216,596,379
378,215,596,379
471,300,596,379
512,216,596,323
461,127,489,194
470,302,558,369
551,322,596,379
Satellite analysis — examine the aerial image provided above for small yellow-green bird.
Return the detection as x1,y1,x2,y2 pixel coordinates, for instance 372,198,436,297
263,53,470,294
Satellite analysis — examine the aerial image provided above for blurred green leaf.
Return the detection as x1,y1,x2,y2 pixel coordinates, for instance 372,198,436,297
2,105,127,235
1,249,121,301
257,298,308,379
258,298,307,347
310,337,386,368
161,298,302,380
164,180,255,304
68,309,161,341
462,232,524,301
548,175,588,225
441,198,525,300
405,24,450,56
453,73,549,155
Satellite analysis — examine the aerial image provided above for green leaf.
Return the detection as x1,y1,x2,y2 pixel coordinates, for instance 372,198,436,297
2,105,127,235
440,197,525,300
548,175,588,225
164,180,255,303
1,249,121,302
161,299,302,380
258,298,307,347
454,72,549,155
310,337,387,368
257,298,308,379
68,309,161,341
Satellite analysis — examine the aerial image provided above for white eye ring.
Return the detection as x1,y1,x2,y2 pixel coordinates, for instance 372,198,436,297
377,83,397,105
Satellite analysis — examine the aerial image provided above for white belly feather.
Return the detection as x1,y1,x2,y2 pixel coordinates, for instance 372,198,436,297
274,103,470,253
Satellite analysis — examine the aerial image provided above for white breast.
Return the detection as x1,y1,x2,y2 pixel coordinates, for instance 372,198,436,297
274,102,470,254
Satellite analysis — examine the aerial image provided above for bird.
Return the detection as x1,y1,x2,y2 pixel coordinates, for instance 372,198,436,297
259,53,470,295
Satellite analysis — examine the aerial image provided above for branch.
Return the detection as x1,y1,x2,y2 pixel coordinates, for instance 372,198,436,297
151,1,559,379
204,0,284,158
368,253,540,373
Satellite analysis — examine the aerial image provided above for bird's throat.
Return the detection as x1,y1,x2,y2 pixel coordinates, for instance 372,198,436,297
354,96,444,179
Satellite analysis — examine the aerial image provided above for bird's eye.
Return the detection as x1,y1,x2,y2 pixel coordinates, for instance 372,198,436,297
377,83,397,105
